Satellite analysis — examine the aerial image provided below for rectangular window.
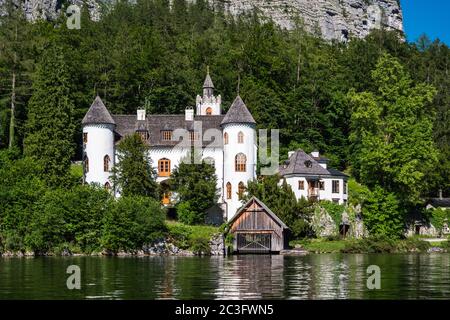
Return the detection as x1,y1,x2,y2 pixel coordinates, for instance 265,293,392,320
189,131,200,141
138,131,149,142
161,131,173,141
319,181,325,190
344,181,347,194
332,180,340,194
83,132,88,144
298,180,304,190
332,198,340,204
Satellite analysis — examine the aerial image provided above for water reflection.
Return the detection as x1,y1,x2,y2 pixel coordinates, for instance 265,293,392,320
0,254,449,299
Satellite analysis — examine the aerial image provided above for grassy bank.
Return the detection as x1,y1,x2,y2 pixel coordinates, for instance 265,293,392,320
166,221,220,254
291,236,450,254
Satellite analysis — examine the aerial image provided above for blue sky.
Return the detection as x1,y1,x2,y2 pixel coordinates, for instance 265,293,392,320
401,0,450,45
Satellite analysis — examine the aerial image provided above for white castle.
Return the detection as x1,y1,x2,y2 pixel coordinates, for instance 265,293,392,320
82,71,257,221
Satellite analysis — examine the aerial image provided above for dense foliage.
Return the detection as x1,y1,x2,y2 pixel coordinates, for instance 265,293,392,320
0,150,166,254
112,133,159,198
170,151,218,224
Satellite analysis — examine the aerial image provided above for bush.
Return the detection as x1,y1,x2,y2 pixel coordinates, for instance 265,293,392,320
397,237,430,252
176,201,202,225
101,196,167,252
361,186,405,239
189,237,211,255
342,235,397,253
320,200,345,227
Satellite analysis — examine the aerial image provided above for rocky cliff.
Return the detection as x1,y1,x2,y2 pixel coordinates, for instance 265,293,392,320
215,0,403,41
2,0,403,41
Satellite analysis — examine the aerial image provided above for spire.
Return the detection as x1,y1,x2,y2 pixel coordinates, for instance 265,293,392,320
203,66,214,97
221,95,256,126
82,96,115,125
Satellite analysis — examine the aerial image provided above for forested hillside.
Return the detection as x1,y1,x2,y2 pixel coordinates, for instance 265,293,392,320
0,0,448,199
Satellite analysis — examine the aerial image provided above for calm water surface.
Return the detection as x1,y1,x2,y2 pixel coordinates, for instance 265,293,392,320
0,254,449,299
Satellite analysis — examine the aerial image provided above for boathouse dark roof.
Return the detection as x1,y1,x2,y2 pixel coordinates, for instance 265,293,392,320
229,196,289,230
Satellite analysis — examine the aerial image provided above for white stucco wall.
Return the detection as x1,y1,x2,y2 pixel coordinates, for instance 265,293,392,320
223,123,257,220
285,176,348,204
83,124,115,187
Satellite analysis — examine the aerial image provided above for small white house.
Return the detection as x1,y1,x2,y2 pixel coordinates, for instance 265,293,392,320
279,150,348,204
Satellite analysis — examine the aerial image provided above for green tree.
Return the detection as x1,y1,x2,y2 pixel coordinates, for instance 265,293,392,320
111,133,159,198
101,195,166,252
170,151,218,225
244,175,314,238
349,53,438,204
362,186,404,239
23,44,76,187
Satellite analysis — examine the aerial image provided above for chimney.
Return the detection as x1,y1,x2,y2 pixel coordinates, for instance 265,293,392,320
137,109,146,121
185,107,194,121
439,189,443,200
311,150,319,158
288,151,295,158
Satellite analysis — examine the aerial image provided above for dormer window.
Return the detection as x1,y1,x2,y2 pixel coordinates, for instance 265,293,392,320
137,130,149,142
161,130,173,141
304,160,312,168
189,131,200,141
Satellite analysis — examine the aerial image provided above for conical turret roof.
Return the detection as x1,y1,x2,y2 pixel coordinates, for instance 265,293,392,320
82,96,115,125
203,73,214,89
221,95,256,125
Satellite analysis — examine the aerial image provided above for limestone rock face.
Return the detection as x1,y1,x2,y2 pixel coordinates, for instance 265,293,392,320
214,0,403,41
0,0,102,21
2,0,403,41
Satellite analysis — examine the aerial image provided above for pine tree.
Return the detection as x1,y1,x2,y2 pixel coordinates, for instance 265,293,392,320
111,133,159,199
0,2,32,149
23,44,76,187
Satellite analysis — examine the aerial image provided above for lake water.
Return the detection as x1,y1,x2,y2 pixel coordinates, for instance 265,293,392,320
0,254,449,299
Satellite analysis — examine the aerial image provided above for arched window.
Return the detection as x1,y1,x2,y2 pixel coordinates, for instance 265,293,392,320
235,153,247,172
104,182,111,190
104,155,110,172
226,182,232,199
224,132,228,145
238,182,245,200
238,131,244,144
206,107,212,115
85,156,89,173
203,157,215,168
158,158,171,177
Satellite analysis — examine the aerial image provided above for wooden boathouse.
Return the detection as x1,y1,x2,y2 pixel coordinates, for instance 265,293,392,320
228,197,289,253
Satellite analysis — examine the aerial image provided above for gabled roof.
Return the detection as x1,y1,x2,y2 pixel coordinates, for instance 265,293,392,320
229,196,289,229
221,95,256,126
427,198,450,208
203,73,214,88
279,149,348,178
279,149,329,176
112,114,225,147
82,96,115,125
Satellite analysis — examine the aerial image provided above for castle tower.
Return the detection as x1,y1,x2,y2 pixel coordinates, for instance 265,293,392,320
221,96,257,220
81,96,115,190
196,68,221,115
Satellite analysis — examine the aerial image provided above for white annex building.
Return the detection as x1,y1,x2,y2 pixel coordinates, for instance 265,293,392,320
82,71,257,221
279,150,348,204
